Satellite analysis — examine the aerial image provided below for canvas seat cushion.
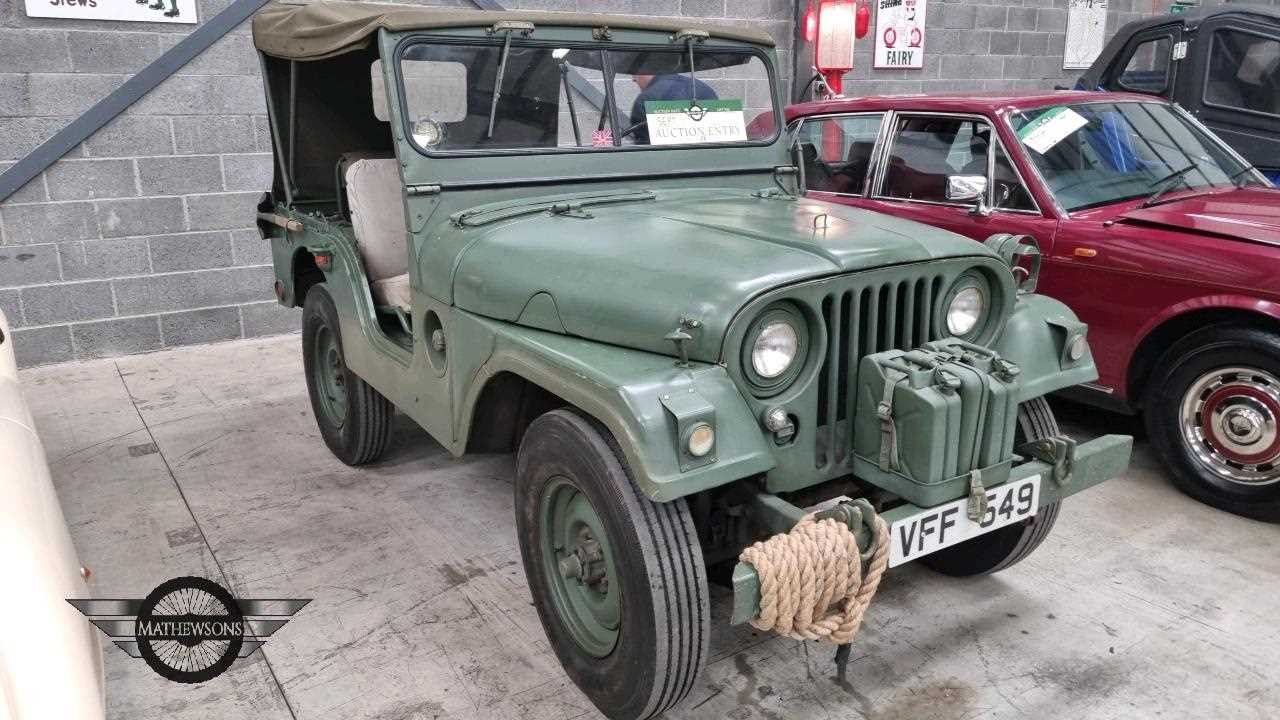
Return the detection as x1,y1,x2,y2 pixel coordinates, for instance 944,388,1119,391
345,158,409,284
370,273,411,310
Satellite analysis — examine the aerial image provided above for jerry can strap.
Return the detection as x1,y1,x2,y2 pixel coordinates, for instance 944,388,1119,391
876,368,908,472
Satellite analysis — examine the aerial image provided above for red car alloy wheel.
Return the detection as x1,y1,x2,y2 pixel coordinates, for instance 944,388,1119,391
1180,366,1280,485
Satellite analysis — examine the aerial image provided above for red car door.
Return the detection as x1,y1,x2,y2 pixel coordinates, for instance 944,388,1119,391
855,112,1059,252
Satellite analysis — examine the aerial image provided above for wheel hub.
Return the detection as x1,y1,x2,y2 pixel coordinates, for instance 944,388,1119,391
312,325,348,426
558,530,608,591
540,478,620,658
1180,367,1280,485
1222,405,1265,444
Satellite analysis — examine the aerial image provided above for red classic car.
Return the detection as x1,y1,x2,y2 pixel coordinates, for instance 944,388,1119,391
787,91,1280,521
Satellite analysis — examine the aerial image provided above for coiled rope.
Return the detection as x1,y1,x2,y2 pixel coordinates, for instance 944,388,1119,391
738,513,890,644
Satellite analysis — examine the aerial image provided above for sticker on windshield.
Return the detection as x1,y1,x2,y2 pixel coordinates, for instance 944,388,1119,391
1018,106,1088,155
645,100,748,145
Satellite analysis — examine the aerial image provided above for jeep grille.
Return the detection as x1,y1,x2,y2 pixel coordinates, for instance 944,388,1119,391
814,275,945,469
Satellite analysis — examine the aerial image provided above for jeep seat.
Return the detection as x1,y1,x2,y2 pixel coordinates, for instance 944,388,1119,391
344,158,411,310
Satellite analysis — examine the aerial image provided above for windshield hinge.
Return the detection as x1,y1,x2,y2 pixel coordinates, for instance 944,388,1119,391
671,28,710,43
488,20,534,36
547,202,593,219
406,184,441,197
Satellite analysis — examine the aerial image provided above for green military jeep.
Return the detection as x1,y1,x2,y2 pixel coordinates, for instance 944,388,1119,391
252,4,1132,718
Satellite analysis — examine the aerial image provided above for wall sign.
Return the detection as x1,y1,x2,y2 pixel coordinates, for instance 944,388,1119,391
1063,0,1108,69
873,0,927,70
25,0,198,24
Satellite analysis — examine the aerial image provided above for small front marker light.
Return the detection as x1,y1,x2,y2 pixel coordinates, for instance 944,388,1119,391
764,407,789,432
687,422,715,457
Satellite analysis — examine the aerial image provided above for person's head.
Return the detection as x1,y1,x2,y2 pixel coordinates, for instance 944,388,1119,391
633,74,655,89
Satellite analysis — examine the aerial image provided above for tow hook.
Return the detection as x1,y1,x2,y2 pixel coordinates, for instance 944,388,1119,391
1018,435,1078,486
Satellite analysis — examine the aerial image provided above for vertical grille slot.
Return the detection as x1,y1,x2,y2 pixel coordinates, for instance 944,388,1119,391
814,275,944,469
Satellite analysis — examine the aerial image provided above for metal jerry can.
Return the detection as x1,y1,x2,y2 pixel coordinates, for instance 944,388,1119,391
853,339,1021,507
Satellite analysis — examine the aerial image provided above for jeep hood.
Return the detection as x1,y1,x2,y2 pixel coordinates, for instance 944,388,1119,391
450,189,992,362
1114,187,1280,247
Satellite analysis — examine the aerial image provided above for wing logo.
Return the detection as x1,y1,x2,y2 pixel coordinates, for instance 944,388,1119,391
69,576,309,683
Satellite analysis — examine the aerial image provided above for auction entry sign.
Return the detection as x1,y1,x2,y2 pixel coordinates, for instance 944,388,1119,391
874,0,927,69
26,0,198,24
645,100,748,146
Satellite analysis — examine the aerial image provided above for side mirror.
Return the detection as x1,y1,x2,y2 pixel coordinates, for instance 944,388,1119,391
945,174,987,202
946,174,992,216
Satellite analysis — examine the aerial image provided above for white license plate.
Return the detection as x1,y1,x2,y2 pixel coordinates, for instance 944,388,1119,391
888,475,1041,567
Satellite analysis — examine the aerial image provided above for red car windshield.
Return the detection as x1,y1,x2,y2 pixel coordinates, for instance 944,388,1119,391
1007,101,1254,211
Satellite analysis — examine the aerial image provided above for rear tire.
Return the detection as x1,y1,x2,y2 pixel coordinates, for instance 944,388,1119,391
301,283,393,465
1144,325,1280,522
515,409,708,720
922,397,1063,577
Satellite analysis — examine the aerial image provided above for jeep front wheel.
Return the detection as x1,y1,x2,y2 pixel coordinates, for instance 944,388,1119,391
301,283,393,465
1145,325,1280,522
921,396,1063,576
515,409,708,720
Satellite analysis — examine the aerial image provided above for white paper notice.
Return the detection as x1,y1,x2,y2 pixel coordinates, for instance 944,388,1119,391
26,0,197,23
1019,107,1089,155
1064,0,1108,70
644,100,748,146
874,0,927,69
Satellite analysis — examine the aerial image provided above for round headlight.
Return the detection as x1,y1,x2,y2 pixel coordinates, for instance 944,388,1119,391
412,119,445,148
947,286,985,337
751,321,799,379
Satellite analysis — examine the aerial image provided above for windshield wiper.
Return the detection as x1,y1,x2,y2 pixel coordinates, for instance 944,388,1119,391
486,21,534,139
1142,164,1197,207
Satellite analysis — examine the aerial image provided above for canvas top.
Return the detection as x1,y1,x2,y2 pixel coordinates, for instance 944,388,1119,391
252,1,776,61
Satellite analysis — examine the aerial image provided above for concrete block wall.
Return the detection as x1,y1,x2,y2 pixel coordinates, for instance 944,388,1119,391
0,0,794,367
1,0,1273,366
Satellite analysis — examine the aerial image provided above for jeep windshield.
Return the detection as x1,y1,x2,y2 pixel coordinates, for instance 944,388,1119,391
397,41,778,154
1007,101,1256,212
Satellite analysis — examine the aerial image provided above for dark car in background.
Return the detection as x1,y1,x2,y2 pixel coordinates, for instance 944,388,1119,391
1075,5,1280,182
786,91,1280,521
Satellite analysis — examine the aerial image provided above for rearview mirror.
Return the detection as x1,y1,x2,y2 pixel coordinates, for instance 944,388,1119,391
945,175,988,203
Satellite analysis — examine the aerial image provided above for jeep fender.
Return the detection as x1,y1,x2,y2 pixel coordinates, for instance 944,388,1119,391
454,314,775,501
992,293,1099,402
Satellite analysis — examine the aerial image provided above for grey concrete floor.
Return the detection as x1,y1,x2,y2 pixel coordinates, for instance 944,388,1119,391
19,333,1280,720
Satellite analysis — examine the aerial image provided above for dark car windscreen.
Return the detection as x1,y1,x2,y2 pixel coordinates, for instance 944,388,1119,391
1008,101,1251,211
397,41,778,154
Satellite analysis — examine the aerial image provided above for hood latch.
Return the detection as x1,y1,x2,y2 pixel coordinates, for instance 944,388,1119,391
665,316,703,367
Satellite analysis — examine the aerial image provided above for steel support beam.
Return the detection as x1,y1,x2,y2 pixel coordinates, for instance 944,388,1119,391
0,0,274,203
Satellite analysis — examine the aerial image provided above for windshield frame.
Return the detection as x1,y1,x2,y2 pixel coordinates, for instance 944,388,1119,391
1002,98,1264,214
391,33,783,159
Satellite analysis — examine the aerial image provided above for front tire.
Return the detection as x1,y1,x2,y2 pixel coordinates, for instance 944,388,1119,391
301,283,393,465
1145,325,1280,522
515,409,708,720
922,397,1063,577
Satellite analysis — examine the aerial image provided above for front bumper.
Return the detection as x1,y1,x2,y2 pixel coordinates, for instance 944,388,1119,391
729,432,1132,625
